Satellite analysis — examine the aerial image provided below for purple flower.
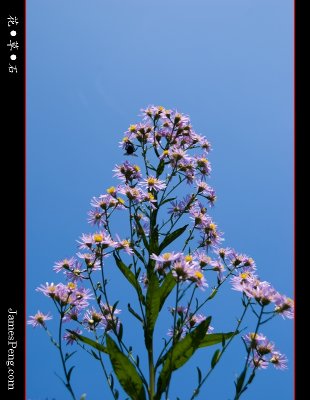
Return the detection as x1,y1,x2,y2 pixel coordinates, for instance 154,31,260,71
151,252,182,273
270,351,288,370
140,176,166,192
113,161,142,183
53,257,77,273
63,329,82,345
274,295,294,319
115,235,133,255
87,208,106,227
27,311,52,328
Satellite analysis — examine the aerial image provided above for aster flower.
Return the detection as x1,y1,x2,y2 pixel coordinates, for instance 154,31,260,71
243,332,267,348
231,271,257,292
63,329,83,345
118,185,144,203
87,208,106,227
62,309,79,323
76,252,101,270
113,161,142,183
140,176,166,192
171,259,193,281
194,251,212,268
36,282,58,298
270,351,288,370
274,295,294,319
53,257,77,273
244,280,277,305
195,156,211,178
168,200,185,217
210,259,226,281
250,356,269,369
83,307,104,331
115,235,134,255
100,302,122,333
72,287,93,309
91,194,118,210
139,273,149,289
214,247,233,260
64,265,85,282
151,252,182,272
189,268,208,290
27,311,52,328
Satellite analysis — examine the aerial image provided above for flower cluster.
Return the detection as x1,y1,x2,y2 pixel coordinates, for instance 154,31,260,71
244,333,288,370
28,106,293,400
167,306,214,339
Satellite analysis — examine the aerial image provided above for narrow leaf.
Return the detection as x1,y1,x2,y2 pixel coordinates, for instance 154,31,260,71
128,303,144,323
157,317,211,396
156,159,165,177
159,225,188,253
67,366,75,382
67,330,108,354
159,272,176,311
197,367,202,385
160,197,177,206
198,332,237,348
114,255,145,305
145,274,160,344
106,336,146,400
235,368,247,394
211,349,221,368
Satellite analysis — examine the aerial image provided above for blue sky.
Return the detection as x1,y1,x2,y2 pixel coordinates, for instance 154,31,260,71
27,1,293,399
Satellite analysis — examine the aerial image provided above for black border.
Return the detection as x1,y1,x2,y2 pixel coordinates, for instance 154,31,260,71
0,1,25,399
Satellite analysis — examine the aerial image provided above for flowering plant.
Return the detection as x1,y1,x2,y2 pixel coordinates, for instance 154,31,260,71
28,106,294,400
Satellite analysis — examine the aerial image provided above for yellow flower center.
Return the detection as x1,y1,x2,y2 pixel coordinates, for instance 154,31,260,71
240,273,249,280
163,150,169,156
148,193,155,201
134,165,140,172
118,197,125,204
163,253,171,260
122,136,129,142
147,177,156,185
209,223,216,231
185,255,193,262
122,240,130,247
107,186,116,194
93,234,103,243
129,125,137,132
67,282,76,290
194,271,204,280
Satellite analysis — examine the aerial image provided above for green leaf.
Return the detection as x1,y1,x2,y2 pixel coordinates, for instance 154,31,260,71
198,332,237,348
145,275,160,345
67,366,75,382
159,225,188,253
67,331,108,354
160,197,176,206
159,272,176,311
197,367,202,385
156,159,165,177
106,336,146,400
114,255,145,305
157,317,211,396
91,350,101,360
128,303,144,323
235,368,247,395
211,349,221,368
64,351,77,362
